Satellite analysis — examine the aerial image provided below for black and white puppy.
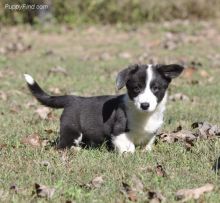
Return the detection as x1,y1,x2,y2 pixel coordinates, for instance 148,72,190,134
24,64,183,153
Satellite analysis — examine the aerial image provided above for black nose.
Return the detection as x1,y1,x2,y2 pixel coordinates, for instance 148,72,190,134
140,102,150,110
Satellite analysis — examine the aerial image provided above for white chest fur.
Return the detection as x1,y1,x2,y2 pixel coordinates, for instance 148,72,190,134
126,92,167,146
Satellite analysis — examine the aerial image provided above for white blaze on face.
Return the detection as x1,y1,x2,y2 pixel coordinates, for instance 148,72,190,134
133,65,158,112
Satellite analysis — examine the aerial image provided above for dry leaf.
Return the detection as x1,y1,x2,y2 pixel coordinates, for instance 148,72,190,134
169,93,190,102
91,176,104,188
155,164,167,177
131,175,144,192
121,182,137,202
199,70,209,78
21,133,41,147
159,130,196,144
41,160,51,168
48,66,67,76
80,176,104,190
192,122,220,138
0,91,7,101
10,104,21,114
49,87,61,94
34,183,55,199
25,100,37,108
182,67,197,78
147,190,166,203
9,184,18,194
175,183,214,202
35,107,50,119
119,52,132,59
44,129,54,134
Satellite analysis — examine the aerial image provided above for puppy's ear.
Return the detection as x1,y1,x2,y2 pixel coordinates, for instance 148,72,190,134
156,64,184,80
116,64,139,90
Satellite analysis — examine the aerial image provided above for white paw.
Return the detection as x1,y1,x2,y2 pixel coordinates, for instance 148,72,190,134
112,133,135,154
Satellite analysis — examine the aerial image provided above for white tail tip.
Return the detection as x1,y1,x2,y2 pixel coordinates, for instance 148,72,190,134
24,74,34,85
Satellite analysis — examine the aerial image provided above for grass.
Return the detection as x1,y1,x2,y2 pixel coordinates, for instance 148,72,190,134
0,20,220,202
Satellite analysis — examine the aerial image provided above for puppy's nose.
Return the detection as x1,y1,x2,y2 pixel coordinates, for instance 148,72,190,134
140,102,150,110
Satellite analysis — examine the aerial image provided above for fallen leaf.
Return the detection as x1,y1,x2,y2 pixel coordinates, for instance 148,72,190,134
65,200,76,203
79,176,104,190
21,133,41,147
0,91,7,101
44,129,54,134
10,104,21,114
199,70,209,78
147,190,166,203
158,130,196,144
155,164,167,177
131,175,144,192
182,67,197,78
34,183,55,199
9,184,18,193
48,66,67,76
119,52,132,59
175,183,214,202
139,166,154,173
121,182,137,202
49,87,61,94
35,107,50,119
192,122,220,138
25,100,37,108
91,176,104,188
169,93,190,102
41,160,51,168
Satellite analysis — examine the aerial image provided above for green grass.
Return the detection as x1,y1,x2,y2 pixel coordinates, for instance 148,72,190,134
0,20,220,202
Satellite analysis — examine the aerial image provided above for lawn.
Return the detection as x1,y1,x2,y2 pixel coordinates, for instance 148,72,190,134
0,20,220,202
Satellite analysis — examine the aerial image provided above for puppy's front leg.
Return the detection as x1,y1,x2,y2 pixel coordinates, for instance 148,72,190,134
144,135,156,152
112,133,135,154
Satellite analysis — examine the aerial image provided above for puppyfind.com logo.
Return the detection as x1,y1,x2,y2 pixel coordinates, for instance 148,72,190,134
4,3,49,10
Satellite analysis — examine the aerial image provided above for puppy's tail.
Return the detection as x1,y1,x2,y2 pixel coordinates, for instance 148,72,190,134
24,74,69,108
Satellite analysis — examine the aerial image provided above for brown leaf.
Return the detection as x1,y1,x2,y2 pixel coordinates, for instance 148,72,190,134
192,122,220,138
121,182,137,202
80,176,104,190
21,133,41,147
155,164,167,177
175,183,214,202
25,100,37,108
147,190,166,203
0,91,7,101
131,175,144,192
169,93,190,102
35,107,51,120
119,52,132,59
182,67,197,78
158,130,196,144
9,184,18,194
90,176,104,188
49,87,61,94
48,66,67,76
44,129,54,134
10,104,21,114
34,183,55,199
199,70,209,78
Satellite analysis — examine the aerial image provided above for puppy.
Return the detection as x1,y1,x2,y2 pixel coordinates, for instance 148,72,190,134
24,64,183,153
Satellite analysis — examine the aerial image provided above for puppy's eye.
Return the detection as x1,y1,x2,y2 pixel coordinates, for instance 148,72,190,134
133,86,141,93
152,86,160,92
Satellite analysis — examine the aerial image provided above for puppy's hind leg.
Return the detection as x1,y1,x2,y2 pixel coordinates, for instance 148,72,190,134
57,125,81,149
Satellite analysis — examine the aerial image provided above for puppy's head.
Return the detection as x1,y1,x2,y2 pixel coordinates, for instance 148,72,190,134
116,64,184,112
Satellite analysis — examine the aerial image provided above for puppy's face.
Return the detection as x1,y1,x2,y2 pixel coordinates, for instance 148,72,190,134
116,64,184,112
